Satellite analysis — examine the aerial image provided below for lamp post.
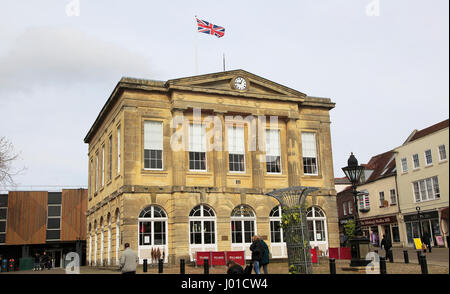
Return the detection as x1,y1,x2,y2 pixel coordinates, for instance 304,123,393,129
416,206,423,243
342,153,371,267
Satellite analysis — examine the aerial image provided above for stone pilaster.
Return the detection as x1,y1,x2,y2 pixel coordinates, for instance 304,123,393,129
287,118,301,186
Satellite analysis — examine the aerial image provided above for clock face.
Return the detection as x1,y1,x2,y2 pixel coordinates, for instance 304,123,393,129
234,77,247,90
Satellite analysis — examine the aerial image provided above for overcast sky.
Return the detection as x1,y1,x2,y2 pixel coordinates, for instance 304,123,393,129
0,0,448,191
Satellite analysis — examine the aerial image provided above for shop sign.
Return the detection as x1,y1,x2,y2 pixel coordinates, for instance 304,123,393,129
403,211,439,222
359,215,397,226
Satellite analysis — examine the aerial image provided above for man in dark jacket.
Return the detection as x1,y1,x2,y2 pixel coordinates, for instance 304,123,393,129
250,235,264,274
259,235,270,274
422,231,432,253
41,251,50,270
226,259,244,274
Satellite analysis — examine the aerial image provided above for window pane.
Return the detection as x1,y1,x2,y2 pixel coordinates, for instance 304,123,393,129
0,208,6,220
0,233,5,243
0,195,7,207
47,218,61,229
48,206,61,217
0,221,6,233
48,193,62,204
46,230,60,240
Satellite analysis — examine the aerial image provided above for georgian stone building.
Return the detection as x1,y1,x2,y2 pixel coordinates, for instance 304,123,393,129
83,70,338,265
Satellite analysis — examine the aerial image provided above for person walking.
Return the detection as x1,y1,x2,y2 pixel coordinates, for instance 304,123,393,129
41,251,50,270
250,235,264,274
259,236,270,274
33,253,41,271
119,243,139,274
226,259,244,274
422,230,432,253
380,234,392,259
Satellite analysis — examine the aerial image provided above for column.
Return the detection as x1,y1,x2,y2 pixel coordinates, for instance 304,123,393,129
171,108,187,188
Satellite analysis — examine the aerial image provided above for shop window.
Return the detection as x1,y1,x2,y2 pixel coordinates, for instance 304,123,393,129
306,206,327,242
138,205,167,246
269,206,284,244
189,205,216,245
231,205,256,244
391,224,400,242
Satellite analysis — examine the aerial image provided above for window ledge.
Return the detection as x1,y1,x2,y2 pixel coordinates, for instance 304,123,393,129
141,169,169,175
227,173,251,178
390,203,397,206
106,179,112,186
425,164,433,168
115,174,121,180
186,171,212,176
438,159,448,164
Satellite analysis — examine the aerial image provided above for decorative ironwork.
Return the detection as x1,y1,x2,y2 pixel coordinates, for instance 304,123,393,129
266,186,319,274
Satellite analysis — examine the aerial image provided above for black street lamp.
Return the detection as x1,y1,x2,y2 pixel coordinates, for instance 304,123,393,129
416,206,423,244
342,153,371,267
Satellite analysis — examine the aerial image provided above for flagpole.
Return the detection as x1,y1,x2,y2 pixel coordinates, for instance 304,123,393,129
194,15,199,75
223,53,225,71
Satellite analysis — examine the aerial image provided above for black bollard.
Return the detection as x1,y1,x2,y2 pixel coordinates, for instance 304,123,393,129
329,258,336,274
180,259,185,274
420,255,428,274
416,251,422,264
403,250,409,264
203,258,209,274
158,259,163,274
379,257,387,274
143,259,148,273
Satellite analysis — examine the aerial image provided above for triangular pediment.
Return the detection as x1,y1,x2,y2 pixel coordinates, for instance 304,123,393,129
166,69,306,100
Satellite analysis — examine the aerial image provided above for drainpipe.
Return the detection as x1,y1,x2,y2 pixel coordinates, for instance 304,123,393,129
393,172,404,247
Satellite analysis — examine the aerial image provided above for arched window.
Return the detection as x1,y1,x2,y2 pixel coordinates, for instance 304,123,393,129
88,223,92,266
231,205,256,244
100,217,104,266
189,204,216,245
306,206,327,243
94,220,98,266
269,206,284,243
115,209,120,266
138,205,167,246
107,213,112,266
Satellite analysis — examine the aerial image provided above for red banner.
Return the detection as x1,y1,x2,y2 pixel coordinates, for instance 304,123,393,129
211,251,226,266
310,248,318,263
196,252,211,265
339,247,352,260
226,251,245,266
329,248,339,260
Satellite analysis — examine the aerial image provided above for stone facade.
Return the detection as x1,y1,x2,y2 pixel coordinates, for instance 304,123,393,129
84,70,338,265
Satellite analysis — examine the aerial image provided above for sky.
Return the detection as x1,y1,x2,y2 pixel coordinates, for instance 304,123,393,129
0,0,448,191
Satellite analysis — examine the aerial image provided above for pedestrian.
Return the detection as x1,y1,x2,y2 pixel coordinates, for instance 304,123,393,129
226,259,244,274
422,230,432,253
41,251,50,270
249,235,264,274
380,234,392,258
119,243,139,274
33,253,41,271
259,235,270,274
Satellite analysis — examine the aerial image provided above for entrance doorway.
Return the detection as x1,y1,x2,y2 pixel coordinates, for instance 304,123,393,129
46,249,62,268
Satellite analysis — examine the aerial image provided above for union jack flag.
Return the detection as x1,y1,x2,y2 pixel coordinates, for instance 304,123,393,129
196,17,225,38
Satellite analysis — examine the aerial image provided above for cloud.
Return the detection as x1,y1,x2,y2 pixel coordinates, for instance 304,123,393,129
0,26,156,93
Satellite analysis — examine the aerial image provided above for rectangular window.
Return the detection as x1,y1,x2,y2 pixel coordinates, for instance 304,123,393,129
227,126,245,172
401,158,408,173
413,176,440,202
108,135,112,181
438,145,447,161
265,129,281,174
424,149,433,165
392,224,400,242
47,193,61,241
390,189,397,205
343,202,347,216
117,126,121,175
270,221,282,243
144,121,163,170
302,132,318,175
348,201,353,214
101,144,105,186
379,191,385,207
189,124,207,171
412,154,420,169
359,193,370,210
0,196,6,241
95,151,99,192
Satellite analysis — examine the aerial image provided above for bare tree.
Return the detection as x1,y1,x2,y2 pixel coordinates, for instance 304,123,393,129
0,137,24,186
